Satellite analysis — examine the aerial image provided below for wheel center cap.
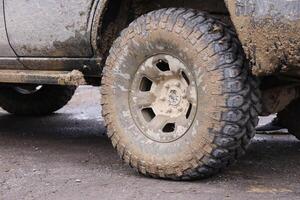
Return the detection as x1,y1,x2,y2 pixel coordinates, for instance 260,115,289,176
168,89,181,106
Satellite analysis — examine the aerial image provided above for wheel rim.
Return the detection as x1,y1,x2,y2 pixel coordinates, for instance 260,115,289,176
129,54,198,143
13,85,43,95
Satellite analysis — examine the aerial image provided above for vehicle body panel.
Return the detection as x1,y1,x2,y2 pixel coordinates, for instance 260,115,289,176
0,0,14,57
0,0,25,69
226,0,300,76
0,0,299,79
4,0,96,57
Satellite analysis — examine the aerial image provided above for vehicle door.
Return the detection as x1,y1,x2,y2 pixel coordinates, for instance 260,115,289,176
3,0,96,58
0,0,24,69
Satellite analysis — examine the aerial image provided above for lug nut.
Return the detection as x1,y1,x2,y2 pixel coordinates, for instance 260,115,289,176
165,84,170,89
167,109,172,113
178,107,183,112
176,82,181,88
160,97,166,101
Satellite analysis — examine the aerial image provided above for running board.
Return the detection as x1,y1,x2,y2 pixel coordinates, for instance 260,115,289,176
0,70,86,86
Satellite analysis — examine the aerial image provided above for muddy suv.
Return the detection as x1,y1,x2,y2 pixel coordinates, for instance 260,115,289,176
0,0,299,180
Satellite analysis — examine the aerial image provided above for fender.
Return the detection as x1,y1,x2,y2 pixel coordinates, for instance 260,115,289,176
226,0,300,76
91,0,110,57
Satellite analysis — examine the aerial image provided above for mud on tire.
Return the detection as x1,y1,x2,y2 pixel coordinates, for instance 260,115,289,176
0,85,76,115
101,8,261,180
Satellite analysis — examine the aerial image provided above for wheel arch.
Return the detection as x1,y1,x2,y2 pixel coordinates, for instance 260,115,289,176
91,0,231,68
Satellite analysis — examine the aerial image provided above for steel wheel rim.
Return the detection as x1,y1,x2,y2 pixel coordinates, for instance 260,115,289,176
129,54,198,143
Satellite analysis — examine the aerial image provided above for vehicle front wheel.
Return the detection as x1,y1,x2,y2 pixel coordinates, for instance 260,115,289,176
0,85,76,115
101,8,261,180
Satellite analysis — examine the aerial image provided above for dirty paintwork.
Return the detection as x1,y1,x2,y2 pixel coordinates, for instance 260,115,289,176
0,69,86,86
18,57,101,72
0,0,299,86
0,1,15,57
0,58,24,70
4,0,97,57
226,0,300,75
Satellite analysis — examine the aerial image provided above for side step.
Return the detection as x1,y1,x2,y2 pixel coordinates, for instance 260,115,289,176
0,70,86,86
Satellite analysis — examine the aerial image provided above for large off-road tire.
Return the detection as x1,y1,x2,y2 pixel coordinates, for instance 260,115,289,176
0,85,76,115
101,8,261,180
278,99,300,140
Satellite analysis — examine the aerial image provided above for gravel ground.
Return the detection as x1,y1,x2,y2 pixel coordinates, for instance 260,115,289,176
0,86,300,200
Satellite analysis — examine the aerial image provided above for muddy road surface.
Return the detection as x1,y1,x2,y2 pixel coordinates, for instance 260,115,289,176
0,86,300,200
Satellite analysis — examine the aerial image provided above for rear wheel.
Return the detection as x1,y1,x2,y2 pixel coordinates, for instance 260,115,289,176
101,8,261,180
0,85,76,115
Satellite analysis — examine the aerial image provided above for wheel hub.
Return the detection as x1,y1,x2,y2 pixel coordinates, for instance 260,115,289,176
168,89,180,106
129,54,198,143
152,79,190,118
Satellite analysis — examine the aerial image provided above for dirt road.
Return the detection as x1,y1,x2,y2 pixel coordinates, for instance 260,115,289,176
0,87,300,200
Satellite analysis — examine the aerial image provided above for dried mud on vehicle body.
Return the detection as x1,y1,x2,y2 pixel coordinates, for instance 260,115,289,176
226,0,300,76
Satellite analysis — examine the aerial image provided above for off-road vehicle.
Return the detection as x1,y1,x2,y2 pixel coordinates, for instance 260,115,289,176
0,0,299,180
